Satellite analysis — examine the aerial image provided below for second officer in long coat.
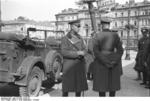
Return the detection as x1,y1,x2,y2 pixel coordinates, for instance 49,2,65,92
92,21,123,97
61,20,88,97
134,27,148,82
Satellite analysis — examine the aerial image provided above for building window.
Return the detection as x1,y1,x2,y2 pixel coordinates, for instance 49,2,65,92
72,16,74,20
146,19,149,25
60,17,64,21
121,31,123,37
145,10,148,15
134,21,137,26
85,13,89,18
142,19,144,25
121,21,124,26
67,16,70,20
143,12,145,15
115,13,117,17
148,19,150,25
135,11,137,16
134,30,137,37
121,12,123,17
144,19,146,25
115,22,117,27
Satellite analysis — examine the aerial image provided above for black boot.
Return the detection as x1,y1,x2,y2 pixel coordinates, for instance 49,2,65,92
62,92,68,97
75,92,81,97
109,91,116,97
99,92,106,97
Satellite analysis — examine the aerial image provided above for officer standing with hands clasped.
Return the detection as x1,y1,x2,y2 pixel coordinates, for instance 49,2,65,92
92,20,124,97
61,20,88,97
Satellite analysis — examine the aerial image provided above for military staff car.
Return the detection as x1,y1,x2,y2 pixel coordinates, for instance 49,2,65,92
0,27,64,96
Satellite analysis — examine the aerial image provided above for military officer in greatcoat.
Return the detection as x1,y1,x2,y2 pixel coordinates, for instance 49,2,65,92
92,20,124,97
61,20,88,97
134,27,149,84
142,27,150,89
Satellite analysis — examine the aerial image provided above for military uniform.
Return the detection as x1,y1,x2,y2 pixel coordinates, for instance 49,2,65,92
134,36,148,72
61,20,88,96
136,27,149,85
92,29,123,95
142,28,150,88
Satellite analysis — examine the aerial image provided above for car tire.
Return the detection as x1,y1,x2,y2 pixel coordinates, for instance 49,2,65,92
19,66,44,97
45,50,63,84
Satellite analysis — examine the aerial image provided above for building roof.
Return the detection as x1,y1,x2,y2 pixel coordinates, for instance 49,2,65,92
2,20,53,27
114,1,150,11
55,8,79,16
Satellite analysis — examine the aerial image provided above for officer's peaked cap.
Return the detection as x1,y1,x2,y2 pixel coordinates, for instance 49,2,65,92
68,20,80,26
141,27,149,33
101,18,111,24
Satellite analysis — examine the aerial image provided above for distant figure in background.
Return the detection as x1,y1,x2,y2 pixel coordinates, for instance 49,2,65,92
92,20,123,97
61,20,88,97
134,27,149,85
143,28,150,89
86,33,95,80
133,28,148,81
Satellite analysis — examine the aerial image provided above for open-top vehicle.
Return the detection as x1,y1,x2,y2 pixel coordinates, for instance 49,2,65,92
0,27,64,96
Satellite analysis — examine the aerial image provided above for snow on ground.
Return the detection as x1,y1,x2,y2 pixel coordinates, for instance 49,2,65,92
122,50,137,67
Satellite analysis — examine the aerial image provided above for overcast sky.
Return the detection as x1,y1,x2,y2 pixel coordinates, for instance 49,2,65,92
1,0,147,21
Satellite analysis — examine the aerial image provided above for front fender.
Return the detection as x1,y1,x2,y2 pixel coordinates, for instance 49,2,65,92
14,56,45,86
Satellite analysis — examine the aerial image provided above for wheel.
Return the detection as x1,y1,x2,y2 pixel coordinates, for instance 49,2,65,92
52,55,62,81
19,66,44,97
45,51,63,83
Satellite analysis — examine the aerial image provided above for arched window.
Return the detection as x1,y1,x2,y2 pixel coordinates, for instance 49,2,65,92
115,22,117,27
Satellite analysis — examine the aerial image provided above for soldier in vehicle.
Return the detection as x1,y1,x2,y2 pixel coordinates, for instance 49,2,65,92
61,20,88,97
92,20,123,97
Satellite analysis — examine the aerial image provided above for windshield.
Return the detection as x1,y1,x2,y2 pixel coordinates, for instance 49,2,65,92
28,30,64,41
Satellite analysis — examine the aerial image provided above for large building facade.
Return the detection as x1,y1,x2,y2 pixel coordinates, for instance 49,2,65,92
97,0,116,12
2,20,56,39
55,5,112,37
112,0,150,47
55,0,150,47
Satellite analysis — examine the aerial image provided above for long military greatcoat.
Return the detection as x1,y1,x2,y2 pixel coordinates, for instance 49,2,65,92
61,30,88,92
143,37,150,75
134,37,147,72
92,30,123,92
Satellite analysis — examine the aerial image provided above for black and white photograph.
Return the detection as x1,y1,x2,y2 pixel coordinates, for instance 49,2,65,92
0,0,150,99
